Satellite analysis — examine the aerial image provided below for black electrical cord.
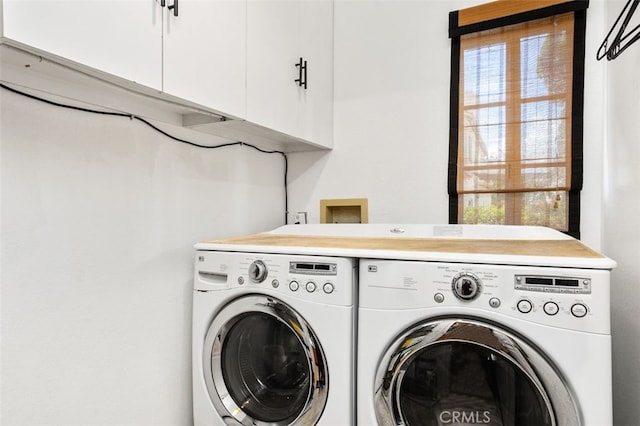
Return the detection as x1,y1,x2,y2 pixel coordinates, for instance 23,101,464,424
0,82,289,224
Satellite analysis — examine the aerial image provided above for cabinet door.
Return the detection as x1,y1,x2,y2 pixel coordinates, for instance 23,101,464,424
298,0,333,148
246,0,300,137
162,0,246,119
1,0,163,90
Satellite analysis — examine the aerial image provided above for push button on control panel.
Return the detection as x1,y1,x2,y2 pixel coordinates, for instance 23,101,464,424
517,299,533,314
571,303,588,318
323,283,335,294
543,301,559,316
306,281,317,293
289,280,300,292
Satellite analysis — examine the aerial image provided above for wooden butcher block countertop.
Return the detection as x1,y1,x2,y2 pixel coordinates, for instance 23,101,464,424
204,233,604,259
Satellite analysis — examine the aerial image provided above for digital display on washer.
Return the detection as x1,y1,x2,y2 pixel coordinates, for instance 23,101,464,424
515,275,590,294
525,277,553,286
289,262,337,275
555,278,580,287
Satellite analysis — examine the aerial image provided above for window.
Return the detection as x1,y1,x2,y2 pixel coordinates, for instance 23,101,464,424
448,1,588,238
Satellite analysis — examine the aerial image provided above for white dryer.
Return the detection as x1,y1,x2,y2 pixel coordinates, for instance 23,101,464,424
356,225,615,426
192,250,356,426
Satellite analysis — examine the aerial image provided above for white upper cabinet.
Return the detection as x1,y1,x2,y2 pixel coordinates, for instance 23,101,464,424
0,0,333,150
246,0,333,148
1,0,163,90
246,0,299,138
162,0,246,119
297,0,333,148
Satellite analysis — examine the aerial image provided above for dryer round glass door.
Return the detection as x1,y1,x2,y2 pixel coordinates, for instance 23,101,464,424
374,318,579,426
203,295,328,425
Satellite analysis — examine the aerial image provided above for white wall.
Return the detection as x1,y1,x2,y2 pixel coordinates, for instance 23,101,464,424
290,0,607,250
603,1,640,425
0,88,284,425
289,0,457,225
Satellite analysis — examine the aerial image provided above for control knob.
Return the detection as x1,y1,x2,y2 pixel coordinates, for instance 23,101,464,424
452,272,482,301
248,260,268,283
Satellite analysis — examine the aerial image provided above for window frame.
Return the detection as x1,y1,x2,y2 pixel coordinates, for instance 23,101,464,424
448,0,588,238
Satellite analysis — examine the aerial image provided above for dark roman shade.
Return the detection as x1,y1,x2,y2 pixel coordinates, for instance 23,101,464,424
448,0,588,238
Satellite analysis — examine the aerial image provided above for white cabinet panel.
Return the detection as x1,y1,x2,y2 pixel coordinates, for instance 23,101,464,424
246,0,299,136
298,0,333,148
1,0,163,90
246,0,333,147
162,0,246,119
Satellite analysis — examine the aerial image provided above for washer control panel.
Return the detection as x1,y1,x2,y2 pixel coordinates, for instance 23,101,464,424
287,261,337,294
195,251,355,306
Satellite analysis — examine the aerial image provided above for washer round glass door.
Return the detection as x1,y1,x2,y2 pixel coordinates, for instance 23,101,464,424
375,318,580,426
203,294,328,425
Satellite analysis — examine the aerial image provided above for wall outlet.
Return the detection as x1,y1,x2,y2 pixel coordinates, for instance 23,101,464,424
294,212,308,224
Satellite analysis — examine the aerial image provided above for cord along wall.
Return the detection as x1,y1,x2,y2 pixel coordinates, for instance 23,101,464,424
0,83,290,225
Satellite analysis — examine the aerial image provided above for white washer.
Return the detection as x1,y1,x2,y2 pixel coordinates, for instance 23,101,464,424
357,226,615,426
192,250,356,426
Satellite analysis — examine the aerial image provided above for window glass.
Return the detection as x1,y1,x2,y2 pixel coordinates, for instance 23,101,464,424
521,190,568,229
521,100,567,163
463,43,506,105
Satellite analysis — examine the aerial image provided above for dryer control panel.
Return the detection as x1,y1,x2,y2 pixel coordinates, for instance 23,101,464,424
359,259,611,334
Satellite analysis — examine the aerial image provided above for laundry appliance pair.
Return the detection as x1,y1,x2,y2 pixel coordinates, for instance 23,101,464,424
192,224,615,426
